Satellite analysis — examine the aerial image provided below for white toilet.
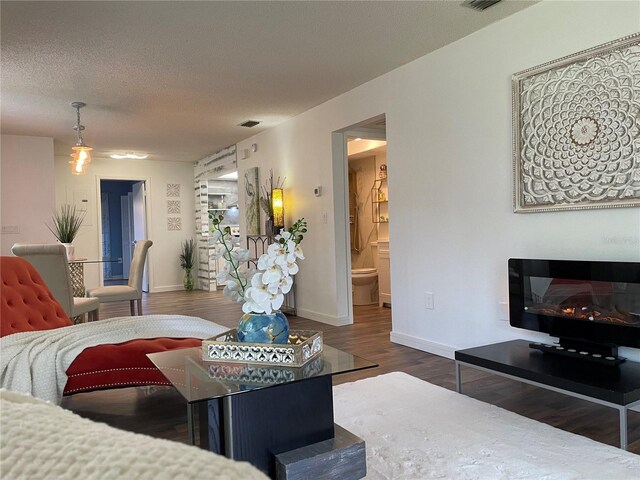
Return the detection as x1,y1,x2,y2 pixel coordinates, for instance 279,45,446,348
352,267,378,305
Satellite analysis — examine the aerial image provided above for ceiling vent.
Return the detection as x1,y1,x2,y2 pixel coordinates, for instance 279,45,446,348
462,0,502,11
239,120,260,128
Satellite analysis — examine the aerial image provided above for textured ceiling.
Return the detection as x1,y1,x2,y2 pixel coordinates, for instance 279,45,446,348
1,1,536,163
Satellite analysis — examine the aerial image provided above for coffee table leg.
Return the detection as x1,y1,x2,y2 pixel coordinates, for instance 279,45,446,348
187,402,196,445
222,396,234,458
455,361,462,393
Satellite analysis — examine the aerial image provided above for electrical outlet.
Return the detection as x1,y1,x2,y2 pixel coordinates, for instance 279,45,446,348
425,292,434,310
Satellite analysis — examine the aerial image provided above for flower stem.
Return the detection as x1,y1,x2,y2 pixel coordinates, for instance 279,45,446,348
211,221,247,295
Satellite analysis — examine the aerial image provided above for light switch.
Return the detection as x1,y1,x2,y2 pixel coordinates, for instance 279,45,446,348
1,225,20,234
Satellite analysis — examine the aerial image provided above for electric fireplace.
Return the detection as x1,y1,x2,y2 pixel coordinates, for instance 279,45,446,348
509,259,640,365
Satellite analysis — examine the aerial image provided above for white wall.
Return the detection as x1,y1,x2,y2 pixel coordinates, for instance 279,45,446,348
54,156,196,292
1,135,55,255
236,1,640,359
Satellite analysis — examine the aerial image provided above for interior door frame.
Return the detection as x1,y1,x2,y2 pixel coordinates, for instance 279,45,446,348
331,115,387,325
95,175,152,289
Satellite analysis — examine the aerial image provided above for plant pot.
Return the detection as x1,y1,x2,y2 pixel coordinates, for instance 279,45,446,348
62,243,75,260
237,311,289,344
183,268,194,291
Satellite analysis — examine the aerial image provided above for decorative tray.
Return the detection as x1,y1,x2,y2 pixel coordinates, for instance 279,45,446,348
202,329,323,367
197,356,325,388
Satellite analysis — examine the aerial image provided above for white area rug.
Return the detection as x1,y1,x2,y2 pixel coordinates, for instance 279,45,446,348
333,372,640,480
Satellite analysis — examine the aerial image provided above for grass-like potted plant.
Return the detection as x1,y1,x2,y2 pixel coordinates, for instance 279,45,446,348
180,239,196,291
47,204,85,259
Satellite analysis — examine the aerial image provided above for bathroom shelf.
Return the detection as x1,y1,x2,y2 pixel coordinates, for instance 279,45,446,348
371,178,388,224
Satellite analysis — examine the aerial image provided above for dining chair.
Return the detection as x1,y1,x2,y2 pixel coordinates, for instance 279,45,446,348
10,243,100,323
88,240,153,315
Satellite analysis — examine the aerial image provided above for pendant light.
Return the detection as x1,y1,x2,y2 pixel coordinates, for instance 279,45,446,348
69,101,92,175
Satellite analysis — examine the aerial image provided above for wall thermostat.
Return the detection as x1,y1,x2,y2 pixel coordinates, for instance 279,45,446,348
313,186,322,197
251,143,258,153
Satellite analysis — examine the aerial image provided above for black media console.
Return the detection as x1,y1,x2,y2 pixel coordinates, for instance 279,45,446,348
454,340,640,450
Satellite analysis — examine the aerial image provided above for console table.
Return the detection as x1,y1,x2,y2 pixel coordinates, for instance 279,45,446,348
454,340,640,450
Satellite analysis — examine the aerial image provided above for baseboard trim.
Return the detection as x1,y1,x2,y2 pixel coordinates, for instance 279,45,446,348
390,331,456,359
296,308,352,326
151,285,185,293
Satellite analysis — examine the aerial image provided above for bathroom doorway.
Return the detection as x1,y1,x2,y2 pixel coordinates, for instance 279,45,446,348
344,118,390,310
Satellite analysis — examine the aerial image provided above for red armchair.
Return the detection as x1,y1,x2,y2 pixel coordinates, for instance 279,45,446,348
1,256,201,395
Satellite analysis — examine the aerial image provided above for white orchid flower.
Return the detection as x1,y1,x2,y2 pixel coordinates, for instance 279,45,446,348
262,263,283,284
245,273,270,303
284,240,297,262
231,248,250,263
214,243,227,257
294,244,304,260
267,281,279,295
267,242,284,259
223,280,242,300
276,231,293,242
243,289,273,314
242,298,263,314
286,261,299,275
227,290,243,303
216,271,228,283
257,253,275,270
224,278,239,291
278,275,293,294
270,292,284,311
268,241,296,266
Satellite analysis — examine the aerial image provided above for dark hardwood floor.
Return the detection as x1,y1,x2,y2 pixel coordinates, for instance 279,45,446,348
61,289,640,454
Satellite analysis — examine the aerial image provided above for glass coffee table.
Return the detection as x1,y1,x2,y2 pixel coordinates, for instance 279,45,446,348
147,344,377,479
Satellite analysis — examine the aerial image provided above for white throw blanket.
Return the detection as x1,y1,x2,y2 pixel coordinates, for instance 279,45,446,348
1,315,227,404
333,372,640,480
0,388,268,480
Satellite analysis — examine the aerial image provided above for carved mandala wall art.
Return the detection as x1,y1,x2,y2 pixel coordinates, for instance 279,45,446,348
166,183,180,197
167,217,181,231
167,200,181,214
512,34,640,213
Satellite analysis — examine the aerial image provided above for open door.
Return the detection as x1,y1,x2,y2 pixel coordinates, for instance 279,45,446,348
121,193,132,278
131,181,149,292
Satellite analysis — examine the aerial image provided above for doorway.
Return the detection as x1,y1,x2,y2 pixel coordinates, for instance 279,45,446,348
347,136,389,307
98,179,149,290
332,114,390,325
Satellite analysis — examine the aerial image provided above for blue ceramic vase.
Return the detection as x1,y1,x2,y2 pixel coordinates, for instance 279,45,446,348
237,311,289,344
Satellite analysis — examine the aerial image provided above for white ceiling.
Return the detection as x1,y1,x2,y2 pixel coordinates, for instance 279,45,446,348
1,1,536,163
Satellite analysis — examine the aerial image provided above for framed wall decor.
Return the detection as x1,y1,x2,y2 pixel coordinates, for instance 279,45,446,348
244,166,260,235
512,33,640,213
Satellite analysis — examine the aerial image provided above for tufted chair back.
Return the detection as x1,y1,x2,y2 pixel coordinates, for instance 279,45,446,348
1,256,72,338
